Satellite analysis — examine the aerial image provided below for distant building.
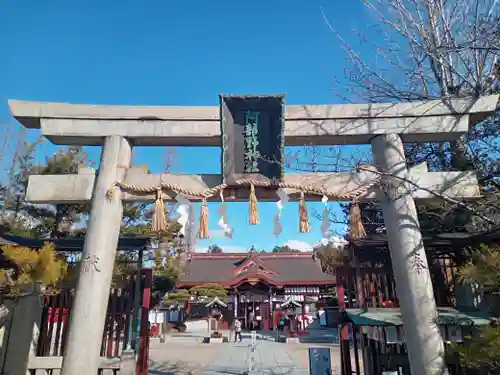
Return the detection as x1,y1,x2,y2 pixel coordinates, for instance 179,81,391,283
176,248,336,330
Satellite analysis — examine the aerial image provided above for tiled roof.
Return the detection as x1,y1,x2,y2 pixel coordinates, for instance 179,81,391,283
0,232,152,267
178,251,334,286
0,233,151,251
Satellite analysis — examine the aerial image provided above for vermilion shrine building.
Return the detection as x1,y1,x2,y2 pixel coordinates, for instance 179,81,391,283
177,250,336,330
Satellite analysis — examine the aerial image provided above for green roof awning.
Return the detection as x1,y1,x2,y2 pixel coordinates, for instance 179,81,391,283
345,307,492,327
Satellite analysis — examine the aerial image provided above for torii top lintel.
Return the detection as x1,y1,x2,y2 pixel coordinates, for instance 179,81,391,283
8,95,498,147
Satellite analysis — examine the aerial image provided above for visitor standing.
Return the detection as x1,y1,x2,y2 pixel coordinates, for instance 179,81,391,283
248,311,255,330
278,315,285,333
234,318,242,342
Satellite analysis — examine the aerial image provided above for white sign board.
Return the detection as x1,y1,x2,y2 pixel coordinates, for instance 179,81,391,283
148,311,164,323
308,347,332,375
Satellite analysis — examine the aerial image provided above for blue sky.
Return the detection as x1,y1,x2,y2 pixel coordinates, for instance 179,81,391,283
0,0,373,252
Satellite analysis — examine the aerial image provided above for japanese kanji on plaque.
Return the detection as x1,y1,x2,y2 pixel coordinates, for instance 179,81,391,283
220,94,285,185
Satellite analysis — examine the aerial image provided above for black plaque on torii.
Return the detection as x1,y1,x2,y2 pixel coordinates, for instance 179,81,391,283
220,94,285,185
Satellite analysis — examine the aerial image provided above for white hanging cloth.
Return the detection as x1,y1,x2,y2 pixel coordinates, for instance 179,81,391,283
273,189,289,237
320,195,330,245
186,203,197,250
175,194,197,250
175,194,190,236
273,213,282,237
218,190,233,238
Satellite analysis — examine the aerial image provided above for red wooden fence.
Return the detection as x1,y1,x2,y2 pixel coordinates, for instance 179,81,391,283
36,269,152,374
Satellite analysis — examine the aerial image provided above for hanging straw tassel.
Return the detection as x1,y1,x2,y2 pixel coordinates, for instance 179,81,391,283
198,198,209,239
249,183,260,225
299,192,311,233
151,188,168,233
348,200,366,239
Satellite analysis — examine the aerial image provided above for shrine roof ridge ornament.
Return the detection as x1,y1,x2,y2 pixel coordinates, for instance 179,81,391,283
8,95,498,146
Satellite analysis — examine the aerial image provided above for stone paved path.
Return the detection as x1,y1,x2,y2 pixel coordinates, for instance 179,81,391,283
148,337,345,375
149,340,218,375
204,340,308,375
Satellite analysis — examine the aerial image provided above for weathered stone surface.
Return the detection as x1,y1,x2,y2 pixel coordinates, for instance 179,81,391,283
26,173,96,203
9,95,498,146
24,166,480,203
148,336,346,375
60,136,132,375
372,134,446,375
10,95,497,124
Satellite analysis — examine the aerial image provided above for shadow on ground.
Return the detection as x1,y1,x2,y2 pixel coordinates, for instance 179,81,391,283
148,361,295,375
149,359,201,375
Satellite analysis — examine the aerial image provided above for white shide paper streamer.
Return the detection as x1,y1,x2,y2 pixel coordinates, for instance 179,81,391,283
273,189,289,237
175,194,190,236
321,195,330,242
175,194,197,250
218,190,233,238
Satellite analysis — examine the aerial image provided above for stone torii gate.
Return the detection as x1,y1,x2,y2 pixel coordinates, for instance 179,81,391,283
9,94,498,375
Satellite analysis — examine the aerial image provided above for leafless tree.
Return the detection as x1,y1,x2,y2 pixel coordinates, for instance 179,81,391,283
323,0,500,169
310,2,500,370
323,0,500,102
289,0,500,233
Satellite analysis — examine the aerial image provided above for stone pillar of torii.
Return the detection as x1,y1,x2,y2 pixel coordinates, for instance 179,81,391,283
9,94,498,375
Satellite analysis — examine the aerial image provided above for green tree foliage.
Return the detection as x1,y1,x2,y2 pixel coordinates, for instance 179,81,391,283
163,289,190,307
313,243,348,275
1,138,43,233
163,286,229,333
458,244,500,296
0,242,69,327
208,244,223,253
63,251,139,289
189,283,228,302
0,144,183,304
452,243,500,372
0,243,68,296
151,233,183,305
163,284,228,307
5,146,89,238
272,245,300,253
453,324,500,373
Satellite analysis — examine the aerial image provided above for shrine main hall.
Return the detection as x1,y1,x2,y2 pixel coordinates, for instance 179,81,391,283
176,249,336,330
